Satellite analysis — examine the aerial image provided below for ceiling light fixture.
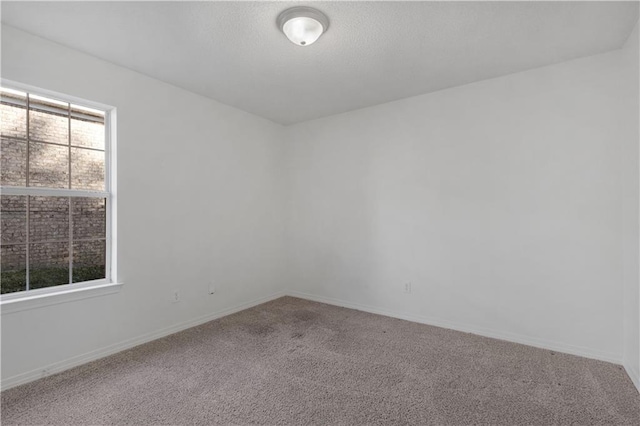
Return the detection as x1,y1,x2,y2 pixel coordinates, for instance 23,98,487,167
277,6,329,47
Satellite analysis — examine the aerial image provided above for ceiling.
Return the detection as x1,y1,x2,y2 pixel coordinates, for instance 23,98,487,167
1,1,638,125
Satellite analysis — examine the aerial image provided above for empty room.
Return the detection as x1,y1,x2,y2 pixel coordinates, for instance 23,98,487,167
0,1,639,424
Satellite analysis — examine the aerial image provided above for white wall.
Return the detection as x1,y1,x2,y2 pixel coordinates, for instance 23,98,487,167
621,22,640,390
285,35,639,366
1,26,288,387
2,22,639,391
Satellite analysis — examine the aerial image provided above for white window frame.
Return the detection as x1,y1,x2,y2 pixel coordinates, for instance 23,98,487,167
0,80,120,312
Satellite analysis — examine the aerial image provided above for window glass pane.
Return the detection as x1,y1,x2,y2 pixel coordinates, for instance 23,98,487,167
1,88,110,291
1,244,27,294
29,142,69,188
71,147,104,191
1,90,27,139
1,195,27,244
73,240,105,283
72,197,106,240
29,241,69,290
29,196,69,243
1,138,27,186
28,96,69,144
71,116,104,150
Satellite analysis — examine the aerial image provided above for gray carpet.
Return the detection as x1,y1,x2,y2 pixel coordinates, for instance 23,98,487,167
2,296,639,425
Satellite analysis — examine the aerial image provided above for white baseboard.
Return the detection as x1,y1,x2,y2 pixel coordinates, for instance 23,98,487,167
287,290,622,365
623,360,640,393
3,289,632,393
0,291,285,391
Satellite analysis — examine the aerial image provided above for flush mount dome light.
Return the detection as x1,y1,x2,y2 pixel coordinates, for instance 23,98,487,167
277,6,329,46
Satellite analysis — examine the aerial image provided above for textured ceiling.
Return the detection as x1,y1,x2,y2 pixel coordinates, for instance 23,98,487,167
1,1,638,125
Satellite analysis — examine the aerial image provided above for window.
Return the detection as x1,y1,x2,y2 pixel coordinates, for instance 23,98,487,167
0,84,114,298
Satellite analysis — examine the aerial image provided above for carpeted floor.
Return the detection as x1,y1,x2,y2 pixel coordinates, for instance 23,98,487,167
1,296,639,425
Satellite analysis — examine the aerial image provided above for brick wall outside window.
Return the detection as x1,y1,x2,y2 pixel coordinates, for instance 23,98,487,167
1,92,107,293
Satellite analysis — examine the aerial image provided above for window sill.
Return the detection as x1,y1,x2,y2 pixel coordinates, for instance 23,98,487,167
1,282,123,315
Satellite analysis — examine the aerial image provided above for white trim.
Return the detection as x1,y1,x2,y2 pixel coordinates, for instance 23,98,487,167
1,79,114,112
287,290,622,365
623,360,640,393
0,289,631,392
0,186,108,198
2,277,109,302
0,282,123,315
105,107,117,283
0,291,285,391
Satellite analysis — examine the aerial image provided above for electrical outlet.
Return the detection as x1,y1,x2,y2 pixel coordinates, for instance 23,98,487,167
208,283,216,295
404,282,412,294
172,290,180,303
